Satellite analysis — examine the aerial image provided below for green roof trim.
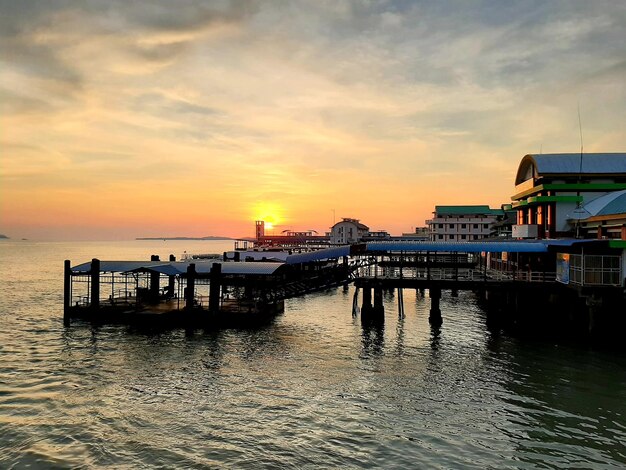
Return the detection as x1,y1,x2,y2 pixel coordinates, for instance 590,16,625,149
434,205,503,216
608,240,626,249
512,183,626,201
527,195,583,204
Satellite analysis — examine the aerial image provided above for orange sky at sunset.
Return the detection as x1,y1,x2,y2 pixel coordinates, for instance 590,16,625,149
1,1,625,240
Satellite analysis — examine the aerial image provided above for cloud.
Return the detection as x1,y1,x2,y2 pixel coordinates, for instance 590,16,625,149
1,0,625,239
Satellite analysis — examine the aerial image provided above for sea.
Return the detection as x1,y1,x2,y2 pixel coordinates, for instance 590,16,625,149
1,240,625,469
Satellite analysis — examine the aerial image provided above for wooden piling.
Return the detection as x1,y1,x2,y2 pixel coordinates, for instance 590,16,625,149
90,258,100,310
63,260,71,326
209,263,222,314
185,263,196,310
352,287,360,316
150,255,160,300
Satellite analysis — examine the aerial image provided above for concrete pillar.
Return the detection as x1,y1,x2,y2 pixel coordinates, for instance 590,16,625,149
209,263,222,314
90,258,100,310
429,287,442,326
64,260,71,326
362,287,373,315
373,286,384,318
185,263,196,310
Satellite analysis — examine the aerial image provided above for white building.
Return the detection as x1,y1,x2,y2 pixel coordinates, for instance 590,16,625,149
330,218,369,245
427,206,503,241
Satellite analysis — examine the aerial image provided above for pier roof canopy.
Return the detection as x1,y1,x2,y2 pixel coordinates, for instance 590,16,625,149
72,260,284,276
515,153,626,185
285,245,351,264
365,241,550,253
71,260,165,273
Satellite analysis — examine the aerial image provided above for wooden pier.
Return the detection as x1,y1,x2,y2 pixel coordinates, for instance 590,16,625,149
63,239,625,336
63,254,351,328
349,240,626,336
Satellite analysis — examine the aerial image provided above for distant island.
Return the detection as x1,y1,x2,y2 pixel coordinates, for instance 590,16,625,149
0,234,9,239
136,236,235,241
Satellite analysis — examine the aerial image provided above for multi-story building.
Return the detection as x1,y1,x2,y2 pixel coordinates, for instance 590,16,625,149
511,153,626,238
330,218,369,245
427,206,504,241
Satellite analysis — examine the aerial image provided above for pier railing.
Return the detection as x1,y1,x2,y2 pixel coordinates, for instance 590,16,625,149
354,265,556,283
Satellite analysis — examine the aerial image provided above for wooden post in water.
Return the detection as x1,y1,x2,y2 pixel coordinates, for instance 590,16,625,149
185,263,196,310
167,255,176,298
209,263,222,314
64,260,71,326
149,255,160,300
352,287,360,316
429,287,442,326
90,258,100,310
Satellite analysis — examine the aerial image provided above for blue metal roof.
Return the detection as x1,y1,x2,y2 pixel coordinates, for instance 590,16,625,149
584,190,626,216
365,241,549,253
534,153,626,174
72,260,283,276
71,261,166,273
285,246,351,264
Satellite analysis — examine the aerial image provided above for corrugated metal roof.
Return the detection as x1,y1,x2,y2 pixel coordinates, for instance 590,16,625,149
528,153,626,175
365,241,549,253
71,261,166,273
191,261,282,275
583,190,626,216
286,246,351,264
73,260,283,276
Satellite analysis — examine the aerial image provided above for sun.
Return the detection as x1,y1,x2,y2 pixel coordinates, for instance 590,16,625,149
252,202,284,230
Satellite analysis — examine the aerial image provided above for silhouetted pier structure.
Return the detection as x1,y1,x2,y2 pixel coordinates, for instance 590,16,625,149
350,240,625,334
64,240,625,334
64,250,352,327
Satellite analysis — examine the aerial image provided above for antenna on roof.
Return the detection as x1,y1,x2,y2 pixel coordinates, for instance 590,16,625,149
570,103,590,238
578,103,584,177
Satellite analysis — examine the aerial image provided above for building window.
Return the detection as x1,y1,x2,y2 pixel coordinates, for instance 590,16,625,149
473,235,479,240
449,224,454,229
483,224,489,229
461,224,466,229
473,224,478,229
461,234,467,240
450,234,455,239
438,234,443,240
438,224,443,229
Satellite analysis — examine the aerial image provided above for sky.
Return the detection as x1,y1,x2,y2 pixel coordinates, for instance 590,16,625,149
1,0,625,240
